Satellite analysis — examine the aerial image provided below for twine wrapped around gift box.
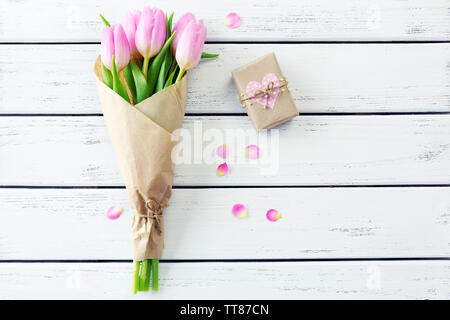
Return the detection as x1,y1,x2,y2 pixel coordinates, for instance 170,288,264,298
239,76,289,109
232,53,299,131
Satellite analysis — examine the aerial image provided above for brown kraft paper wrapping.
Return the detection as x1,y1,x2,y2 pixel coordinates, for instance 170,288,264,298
232,52,298,131
94,56,187,261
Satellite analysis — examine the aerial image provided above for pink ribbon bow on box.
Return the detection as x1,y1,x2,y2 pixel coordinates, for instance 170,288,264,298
240,73,288,109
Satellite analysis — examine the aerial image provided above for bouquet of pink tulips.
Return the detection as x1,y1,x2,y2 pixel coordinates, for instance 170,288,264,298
94,7,217,294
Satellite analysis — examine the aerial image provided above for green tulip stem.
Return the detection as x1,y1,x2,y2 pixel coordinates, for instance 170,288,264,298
133,261,140,294
142,56,150,78
152,259,159,291
145,259,152,291
176,68,186,83
140,259,150,291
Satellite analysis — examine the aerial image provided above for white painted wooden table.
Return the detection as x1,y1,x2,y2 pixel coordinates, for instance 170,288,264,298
1,0,449,299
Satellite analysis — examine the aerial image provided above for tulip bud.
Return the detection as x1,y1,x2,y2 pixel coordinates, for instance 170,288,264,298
100,25,131,72
114,25,131,71
171,12,196,54
175,19,207,71
135,6,166,59
123,10,141,57
101,26,115,71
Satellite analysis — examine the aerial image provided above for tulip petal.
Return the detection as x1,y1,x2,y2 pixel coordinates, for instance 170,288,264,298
106,205,123,220
113,25,131,71
135,7,155,58
136,7,166,59
223,12,241,29
217,144,229,158
232,203,247,218
175,19,207,70
266,209,282,222
150,9,166,57
217,162,229,176
101,26,115,70
172,12,196,54
123,10,141,56
245,144,260,159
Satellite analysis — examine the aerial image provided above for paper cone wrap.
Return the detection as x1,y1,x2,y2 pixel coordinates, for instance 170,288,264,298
94,57,187,261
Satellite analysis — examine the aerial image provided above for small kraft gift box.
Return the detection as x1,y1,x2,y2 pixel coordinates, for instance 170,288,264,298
232,52,298,131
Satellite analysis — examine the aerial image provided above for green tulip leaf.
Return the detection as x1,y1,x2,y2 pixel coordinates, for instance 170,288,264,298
99,14,111,27
147,31,176,95
164,66,178,88
166,12,174,39
201,52,220,59
122,64,137,102
111,56,130,103
155,50,173,93
101,63,113,89
130,61,151,103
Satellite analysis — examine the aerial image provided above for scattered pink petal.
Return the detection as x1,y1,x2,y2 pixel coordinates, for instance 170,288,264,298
245,144,260,159
266,209,282,222
217,162,229,176
217,144,229,158
223,12,241,29
106,205,123,220
232,203,247,218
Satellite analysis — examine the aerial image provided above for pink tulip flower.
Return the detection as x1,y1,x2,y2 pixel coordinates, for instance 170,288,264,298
171,12,196,54
123,10,141,56
101,26,115,70
101,24,130,72
175,20,207,73
135,6,166,60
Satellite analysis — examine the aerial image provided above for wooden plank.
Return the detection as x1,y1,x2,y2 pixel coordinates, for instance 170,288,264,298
0,261,448,299
1,115,449,186
1,44,449,114
1,0,449,42
0,187,449,260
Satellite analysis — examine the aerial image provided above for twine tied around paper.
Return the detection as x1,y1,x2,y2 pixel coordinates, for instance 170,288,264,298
135,199,166,232
239,76,289,109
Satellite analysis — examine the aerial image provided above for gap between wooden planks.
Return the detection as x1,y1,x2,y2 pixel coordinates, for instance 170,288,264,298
1,0,449,42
